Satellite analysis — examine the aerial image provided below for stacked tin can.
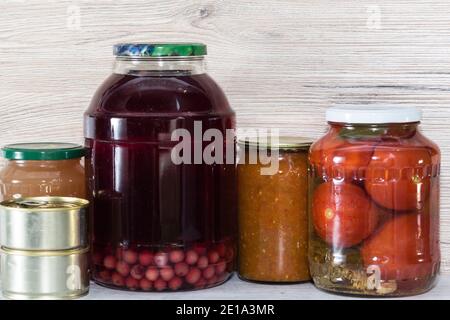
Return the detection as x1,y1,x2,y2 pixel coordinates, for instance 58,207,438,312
0,197,90,299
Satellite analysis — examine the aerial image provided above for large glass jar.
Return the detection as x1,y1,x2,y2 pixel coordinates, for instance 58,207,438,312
0,143,86,200
237,137,312,283
309,105,440,297
85,43,236,291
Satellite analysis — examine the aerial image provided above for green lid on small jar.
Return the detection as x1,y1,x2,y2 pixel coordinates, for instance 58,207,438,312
2,143,85,161
113,43,207,58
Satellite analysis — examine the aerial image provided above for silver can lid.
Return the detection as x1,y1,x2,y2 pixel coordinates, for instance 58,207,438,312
1,197,88,210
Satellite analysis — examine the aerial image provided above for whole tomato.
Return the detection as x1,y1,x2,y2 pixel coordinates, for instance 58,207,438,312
361,210,439,281
310,137,375,181
312,182,380,248
364,146,433,211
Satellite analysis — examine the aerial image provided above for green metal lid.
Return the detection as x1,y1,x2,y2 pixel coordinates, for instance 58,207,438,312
238,136,313,150
2,143,85,161
113,43,207,58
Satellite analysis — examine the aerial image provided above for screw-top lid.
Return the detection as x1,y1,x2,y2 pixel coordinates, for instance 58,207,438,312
113,43,207,58
2,143,85,160
238,136,313,150
326,104,422,124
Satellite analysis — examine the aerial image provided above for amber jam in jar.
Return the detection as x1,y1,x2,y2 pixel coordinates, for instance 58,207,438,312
309,105,440,297
0,143,86,200
85,43,236,291
238,137,312,283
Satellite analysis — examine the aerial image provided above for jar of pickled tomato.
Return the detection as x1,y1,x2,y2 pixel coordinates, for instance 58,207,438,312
0,143,86,200
85,43,236,291
309,105,440,297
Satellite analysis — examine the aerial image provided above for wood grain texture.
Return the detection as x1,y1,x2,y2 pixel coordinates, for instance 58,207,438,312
85,275,450,300
0,274,447,300
0,0,449,273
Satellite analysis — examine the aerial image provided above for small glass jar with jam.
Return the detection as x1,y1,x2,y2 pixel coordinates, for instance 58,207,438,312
309,105,440,297
0,143,86,200
238,136,312,283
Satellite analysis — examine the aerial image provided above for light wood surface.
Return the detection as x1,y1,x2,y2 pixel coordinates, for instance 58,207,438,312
86,275,450,300
0,0,449,273
1,275,449,300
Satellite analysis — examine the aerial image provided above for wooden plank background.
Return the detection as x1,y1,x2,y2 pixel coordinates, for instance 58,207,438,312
0,0,449,273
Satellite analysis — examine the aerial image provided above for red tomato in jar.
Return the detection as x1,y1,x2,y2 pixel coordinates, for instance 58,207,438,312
312,182,380,248
361,211,439,281
309,136,341,165
310,138,375,181
365,147,433,211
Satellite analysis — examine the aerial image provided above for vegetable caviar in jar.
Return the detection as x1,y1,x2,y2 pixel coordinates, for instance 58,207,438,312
238,137,312,283
309,105,440,297
84,43,236,291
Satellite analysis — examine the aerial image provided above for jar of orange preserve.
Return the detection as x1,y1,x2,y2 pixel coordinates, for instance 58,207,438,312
309,105,440,297
0,143,86,200
238,136,312,283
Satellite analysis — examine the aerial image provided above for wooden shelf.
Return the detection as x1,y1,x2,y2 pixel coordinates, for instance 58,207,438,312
81,274,450,300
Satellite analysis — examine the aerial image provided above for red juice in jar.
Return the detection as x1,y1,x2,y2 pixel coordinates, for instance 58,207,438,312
84,43,236,291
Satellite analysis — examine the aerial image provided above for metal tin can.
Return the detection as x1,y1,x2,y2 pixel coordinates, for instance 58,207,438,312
0,197,89,250
1,246,90,300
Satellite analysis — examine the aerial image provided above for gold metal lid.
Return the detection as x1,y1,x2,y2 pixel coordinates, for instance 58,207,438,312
237,136,313,150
